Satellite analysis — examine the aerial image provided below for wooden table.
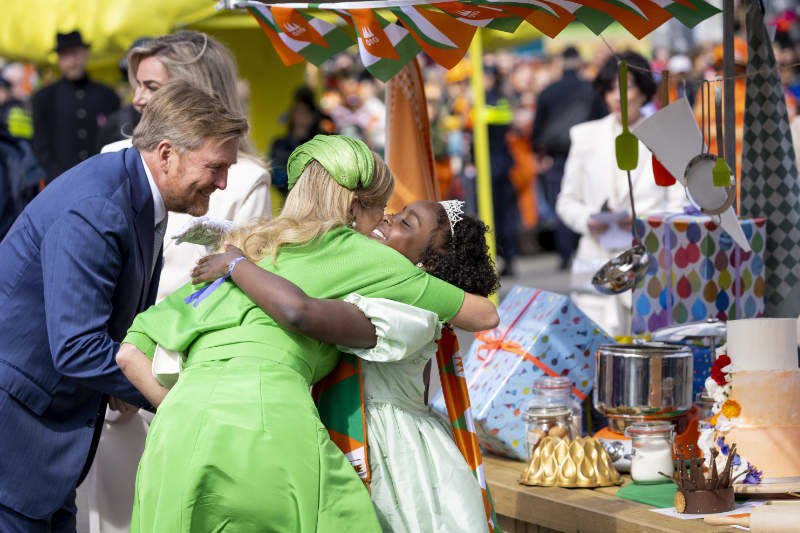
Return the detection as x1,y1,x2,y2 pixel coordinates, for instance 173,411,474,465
484,456,736,533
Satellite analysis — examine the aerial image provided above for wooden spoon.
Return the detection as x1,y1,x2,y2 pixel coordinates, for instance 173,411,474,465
615,60,638,171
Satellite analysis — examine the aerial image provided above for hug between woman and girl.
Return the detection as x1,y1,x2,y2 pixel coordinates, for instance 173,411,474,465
116,134,502,532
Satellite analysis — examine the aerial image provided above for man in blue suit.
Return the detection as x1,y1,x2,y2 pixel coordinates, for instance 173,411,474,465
0,79,248,531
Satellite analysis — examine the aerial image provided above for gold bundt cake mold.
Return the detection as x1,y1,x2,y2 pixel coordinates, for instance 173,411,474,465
520,436,622,488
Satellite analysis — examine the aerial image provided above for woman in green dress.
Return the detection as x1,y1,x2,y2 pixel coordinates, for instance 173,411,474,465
116,135,498,532
191,200,500,533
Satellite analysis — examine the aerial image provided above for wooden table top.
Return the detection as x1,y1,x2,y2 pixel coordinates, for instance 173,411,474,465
484,455,736,533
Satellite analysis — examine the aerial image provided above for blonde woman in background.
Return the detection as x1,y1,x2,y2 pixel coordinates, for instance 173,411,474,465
82,31,271,533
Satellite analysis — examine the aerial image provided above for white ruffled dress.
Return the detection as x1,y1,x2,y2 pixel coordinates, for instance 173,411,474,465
339,294,490,533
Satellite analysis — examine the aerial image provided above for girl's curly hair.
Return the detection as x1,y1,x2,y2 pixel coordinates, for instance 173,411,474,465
420,205,500,297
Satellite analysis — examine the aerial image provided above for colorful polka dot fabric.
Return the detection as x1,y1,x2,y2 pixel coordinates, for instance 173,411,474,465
632,214,766,336
432,286,614,461
689,344,716,399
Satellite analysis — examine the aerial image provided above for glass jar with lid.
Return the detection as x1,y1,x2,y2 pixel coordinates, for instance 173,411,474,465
626,421,674,484
523,405,574,463
531,376,582,437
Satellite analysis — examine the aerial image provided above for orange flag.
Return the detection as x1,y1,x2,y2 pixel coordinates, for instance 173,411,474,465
385,57,439,213
272,7,330,48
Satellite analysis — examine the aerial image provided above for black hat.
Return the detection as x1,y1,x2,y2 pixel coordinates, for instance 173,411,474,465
54,31,90,53
562,46,580,60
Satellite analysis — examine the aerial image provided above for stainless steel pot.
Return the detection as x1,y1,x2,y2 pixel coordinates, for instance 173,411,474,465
594,343,693,433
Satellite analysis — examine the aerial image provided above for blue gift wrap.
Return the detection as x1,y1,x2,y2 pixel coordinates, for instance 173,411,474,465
432,286,614,460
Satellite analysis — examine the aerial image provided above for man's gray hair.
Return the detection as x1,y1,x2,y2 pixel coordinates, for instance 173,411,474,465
132,79,248,153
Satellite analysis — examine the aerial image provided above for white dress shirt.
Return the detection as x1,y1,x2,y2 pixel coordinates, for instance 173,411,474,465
139,154,167,228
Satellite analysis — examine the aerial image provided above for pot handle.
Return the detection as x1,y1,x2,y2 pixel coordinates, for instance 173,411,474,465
649,358,663,408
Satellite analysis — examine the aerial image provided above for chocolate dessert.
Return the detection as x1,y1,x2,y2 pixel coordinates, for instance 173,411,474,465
666,444,748,514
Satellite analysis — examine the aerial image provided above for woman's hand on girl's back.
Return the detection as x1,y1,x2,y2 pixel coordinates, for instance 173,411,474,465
191,244,245,284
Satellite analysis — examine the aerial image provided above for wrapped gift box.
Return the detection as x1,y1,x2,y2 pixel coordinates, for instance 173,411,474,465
432,286,614,460
632,214,766,335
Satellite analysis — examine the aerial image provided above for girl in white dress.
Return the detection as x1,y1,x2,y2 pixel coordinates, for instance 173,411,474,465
191,200,500,532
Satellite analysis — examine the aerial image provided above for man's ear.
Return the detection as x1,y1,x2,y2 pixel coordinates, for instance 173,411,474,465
155,140,174,174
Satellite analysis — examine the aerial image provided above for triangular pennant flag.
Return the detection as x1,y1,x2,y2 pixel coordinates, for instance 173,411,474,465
348,9,402,60
571,0,673,39
346,9,422,82
265,7,354,67
247,6,305,66
391,6,475,70
434,1,525,34
272,7,330,48
663,0,722,28
493,1,577,39
244,0,722,80
571,5,616,34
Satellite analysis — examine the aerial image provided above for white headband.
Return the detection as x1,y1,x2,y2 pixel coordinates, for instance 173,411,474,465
439,200,465,236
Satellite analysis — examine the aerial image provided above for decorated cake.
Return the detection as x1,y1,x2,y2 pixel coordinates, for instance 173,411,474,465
698,318,800,483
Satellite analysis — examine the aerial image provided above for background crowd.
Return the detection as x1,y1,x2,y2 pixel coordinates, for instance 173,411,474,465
0,2,799,531
2,2,800,301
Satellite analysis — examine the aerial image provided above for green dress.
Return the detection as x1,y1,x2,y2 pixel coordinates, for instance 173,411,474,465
122,226,465,533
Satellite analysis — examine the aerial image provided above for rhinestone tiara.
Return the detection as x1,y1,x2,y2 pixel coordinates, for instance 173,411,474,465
439,200,465,236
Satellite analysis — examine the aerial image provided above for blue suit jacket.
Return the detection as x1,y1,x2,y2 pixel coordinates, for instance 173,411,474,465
0,147,160,519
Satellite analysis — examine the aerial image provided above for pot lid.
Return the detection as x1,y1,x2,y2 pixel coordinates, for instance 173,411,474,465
625,421,674,437
597,342,693,358
650,318,726,343
525,405,571,419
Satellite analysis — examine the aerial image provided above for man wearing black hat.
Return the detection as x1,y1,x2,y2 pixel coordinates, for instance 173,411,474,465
32,30,120,182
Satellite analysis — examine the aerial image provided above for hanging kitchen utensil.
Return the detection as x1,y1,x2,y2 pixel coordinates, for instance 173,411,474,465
653,69,677,187
591,161,651,295
684,80,737,217
615,60,638,171
593,60,652,295
630,95,751,252
712,78,733,187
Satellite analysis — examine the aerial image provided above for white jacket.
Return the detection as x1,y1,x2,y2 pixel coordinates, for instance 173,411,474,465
556,113,685,335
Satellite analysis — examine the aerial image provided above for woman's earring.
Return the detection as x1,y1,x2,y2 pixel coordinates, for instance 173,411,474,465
350,220,357,228
416,262,423,268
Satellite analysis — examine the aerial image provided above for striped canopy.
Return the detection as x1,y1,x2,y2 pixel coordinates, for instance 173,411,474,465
228,0,720,81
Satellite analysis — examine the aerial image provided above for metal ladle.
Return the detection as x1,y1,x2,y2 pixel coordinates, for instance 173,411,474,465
592,61,652,295
591,170,652,295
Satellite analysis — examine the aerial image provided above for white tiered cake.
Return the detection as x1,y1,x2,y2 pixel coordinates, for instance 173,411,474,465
712,318,800,481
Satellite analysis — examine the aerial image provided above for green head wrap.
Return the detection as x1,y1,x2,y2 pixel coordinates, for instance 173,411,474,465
286,135,375,191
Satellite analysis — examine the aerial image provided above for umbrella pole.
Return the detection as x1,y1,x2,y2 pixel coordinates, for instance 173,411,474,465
722,0,737,213
469,30,499,296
